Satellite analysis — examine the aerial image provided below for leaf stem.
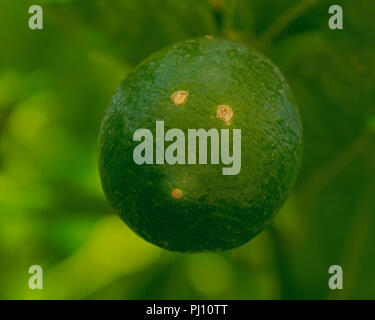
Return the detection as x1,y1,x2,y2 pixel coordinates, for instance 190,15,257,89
257,0,319,49
299,128,373,211
330,154,375,299
221,0,237,35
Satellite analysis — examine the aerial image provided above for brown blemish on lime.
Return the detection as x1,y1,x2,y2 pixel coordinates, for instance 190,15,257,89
171,91,188,106
204,35,214,40
171,188,183,199
216,105,233,124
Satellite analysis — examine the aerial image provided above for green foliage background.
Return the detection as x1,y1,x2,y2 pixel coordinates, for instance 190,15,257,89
0,0,374,299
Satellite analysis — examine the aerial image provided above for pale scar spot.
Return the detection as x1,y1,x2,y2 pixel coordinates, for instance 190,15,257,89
171,91,188,106
171,188,183,199
216,105,233,125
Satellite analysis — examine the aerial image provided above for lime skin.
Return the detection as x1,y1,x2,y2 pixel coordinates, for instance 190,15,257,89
99,37,303,252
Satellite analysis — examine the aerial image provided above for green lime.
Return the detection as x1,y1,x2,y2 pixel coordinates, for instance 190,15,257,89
99,37,303,252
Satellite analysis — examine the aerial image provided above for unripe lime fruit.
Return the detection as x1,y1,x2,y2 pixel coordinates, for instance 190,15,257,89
99,37,303,252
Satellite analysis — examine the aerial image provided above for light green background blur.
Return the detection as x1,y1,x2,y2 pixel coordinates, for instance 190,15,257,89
0,0,374,299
